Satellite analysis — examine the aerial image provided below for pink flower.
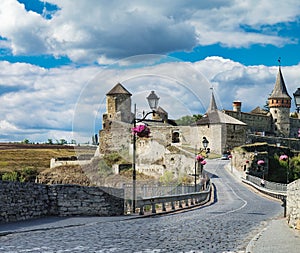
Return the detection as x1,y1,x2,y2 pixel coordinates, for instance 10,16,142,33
196,155,204,162
279,155,288,161
200,160,207,165
131,124,150,138
257,160,265,165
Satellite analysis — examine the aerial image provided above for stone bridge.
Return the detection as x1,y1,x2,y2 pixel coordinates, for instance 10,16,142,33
1,159,294,252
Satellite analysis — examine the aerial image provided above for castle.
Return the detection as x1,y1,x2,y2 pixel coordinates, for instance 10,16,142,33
224,66,300,139
98,66,300,177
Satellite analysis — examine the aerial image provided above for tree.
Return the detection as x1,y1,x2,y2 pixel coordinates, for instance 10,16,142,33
263,94,271,112
22,139,30,144
59,139,67,145
175,114,203,126
290,155,300,181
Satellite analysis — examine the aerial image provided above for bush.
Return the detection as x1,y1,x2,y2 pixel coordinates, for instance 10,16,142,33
20,168,38,182
1,168,38,182
2,171,19,181
98,159,113,177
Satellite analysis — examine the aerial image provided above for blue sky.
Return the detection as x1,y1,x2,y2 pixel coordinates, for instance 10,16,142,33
0,0,300,143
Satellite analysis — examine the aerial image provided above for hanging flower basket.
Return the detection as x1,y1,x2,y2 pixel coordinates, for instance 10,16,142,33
131,123,151,138
196,155,204,162
200,160,207,165
279,154,288,161
257,160,265,165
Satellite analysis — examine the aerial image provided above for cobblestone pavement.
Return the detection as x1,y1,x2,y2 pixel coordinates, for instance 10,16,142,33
0,159,283,253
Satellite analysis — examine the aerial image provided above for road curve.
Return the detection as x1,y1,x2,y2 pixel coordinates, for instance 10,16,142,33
0,159,283,252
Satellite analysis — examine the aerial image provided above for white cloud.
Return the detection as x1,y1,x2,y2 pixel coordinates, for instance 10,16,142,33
0,0,299,63
1,55,300,142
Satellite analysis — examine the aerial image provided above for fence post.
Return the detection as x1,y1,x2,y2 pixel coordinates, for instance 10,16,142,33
171,201,175,210
139,205,144,215
185,199,189,207
179,200,183,208
151,200,156,214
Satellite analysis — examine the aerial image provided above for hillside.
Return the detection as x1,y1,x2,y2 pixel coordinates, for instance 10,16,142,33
0,143,97,179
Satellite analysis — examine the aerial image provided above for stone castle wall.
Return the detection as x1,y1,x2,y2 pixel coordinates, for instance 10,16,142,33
287,179,300,229
0,181,124,223
99,120,132,154
225,110,272,133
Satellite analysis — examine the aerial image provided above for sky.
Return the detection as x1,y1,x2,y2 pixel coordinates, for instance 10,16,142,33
0,0,300,143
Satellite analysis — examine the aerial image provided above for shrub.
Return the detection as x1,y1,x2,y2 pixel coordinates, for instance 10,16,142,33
2,171,19,181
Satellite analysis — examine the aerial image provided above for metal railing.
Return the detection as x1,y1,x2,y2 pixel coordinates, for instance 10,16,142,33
123,180,210,214
243,174,287,200
246,174,287,192
137,183,211,215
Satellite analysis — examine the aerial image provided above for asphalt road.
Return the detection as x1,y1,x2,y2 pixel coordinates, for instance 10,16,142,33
0,159,283,253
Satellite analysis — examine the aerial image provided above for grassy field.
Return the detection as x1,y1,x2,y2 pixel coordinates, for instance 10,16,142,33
0,143,97,174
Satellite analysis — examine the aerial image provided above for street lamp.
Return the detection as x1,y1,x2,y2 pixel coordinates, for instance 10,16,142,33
293,88,300,113
200,137,209,177
132,91,159,213
202,137,209,150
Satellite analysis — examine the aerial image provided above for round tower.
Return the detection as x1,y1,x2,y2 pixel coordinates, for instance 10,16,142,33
268,67,291,137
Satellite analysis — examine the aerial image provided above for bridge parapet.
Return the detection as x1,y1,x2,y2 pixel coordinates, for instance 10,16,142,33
137,184,211,215
242,175,287,199
245,174,287,192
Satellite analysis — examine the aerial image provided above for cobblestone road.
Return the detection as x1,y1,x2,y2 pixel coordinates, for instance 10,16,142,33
0,160,283,253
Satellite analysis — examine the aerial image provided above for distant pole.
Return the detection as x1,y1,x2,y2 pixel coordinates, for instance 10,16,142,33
132,104,137,213
194,145,197,192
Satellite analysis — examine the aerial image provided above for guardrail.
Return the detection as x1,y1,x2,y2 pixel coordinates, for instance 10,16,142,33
136,183,211,215
243,175,287,199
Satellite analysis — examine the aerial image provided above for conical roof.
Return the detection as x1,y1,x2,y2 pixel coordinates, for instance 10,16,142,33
269,67,291,100
206,89,218,113
106,83,132,96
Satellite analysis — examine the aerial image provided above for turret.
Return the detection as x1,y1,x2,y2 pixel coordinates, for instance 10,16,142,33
104,83,132,126
268,66,291,137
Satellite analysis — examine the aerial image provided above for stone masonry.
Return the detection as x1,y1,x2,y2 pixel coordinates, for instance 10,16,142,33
287,178,300,229
0,180,124,223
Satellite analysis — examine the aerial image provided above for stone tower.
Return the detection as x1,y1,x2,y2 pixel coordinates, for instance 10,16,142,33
99,83,133,154
103,83,132,126
268,67,291,137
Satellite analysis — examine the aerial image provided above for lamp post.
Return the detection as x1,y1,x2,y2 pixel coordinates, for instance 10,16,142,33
293,88,300,113
191,138,209,192
194,145,197,192
200,137,209,177
202,137,209,151
132,91,159,213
